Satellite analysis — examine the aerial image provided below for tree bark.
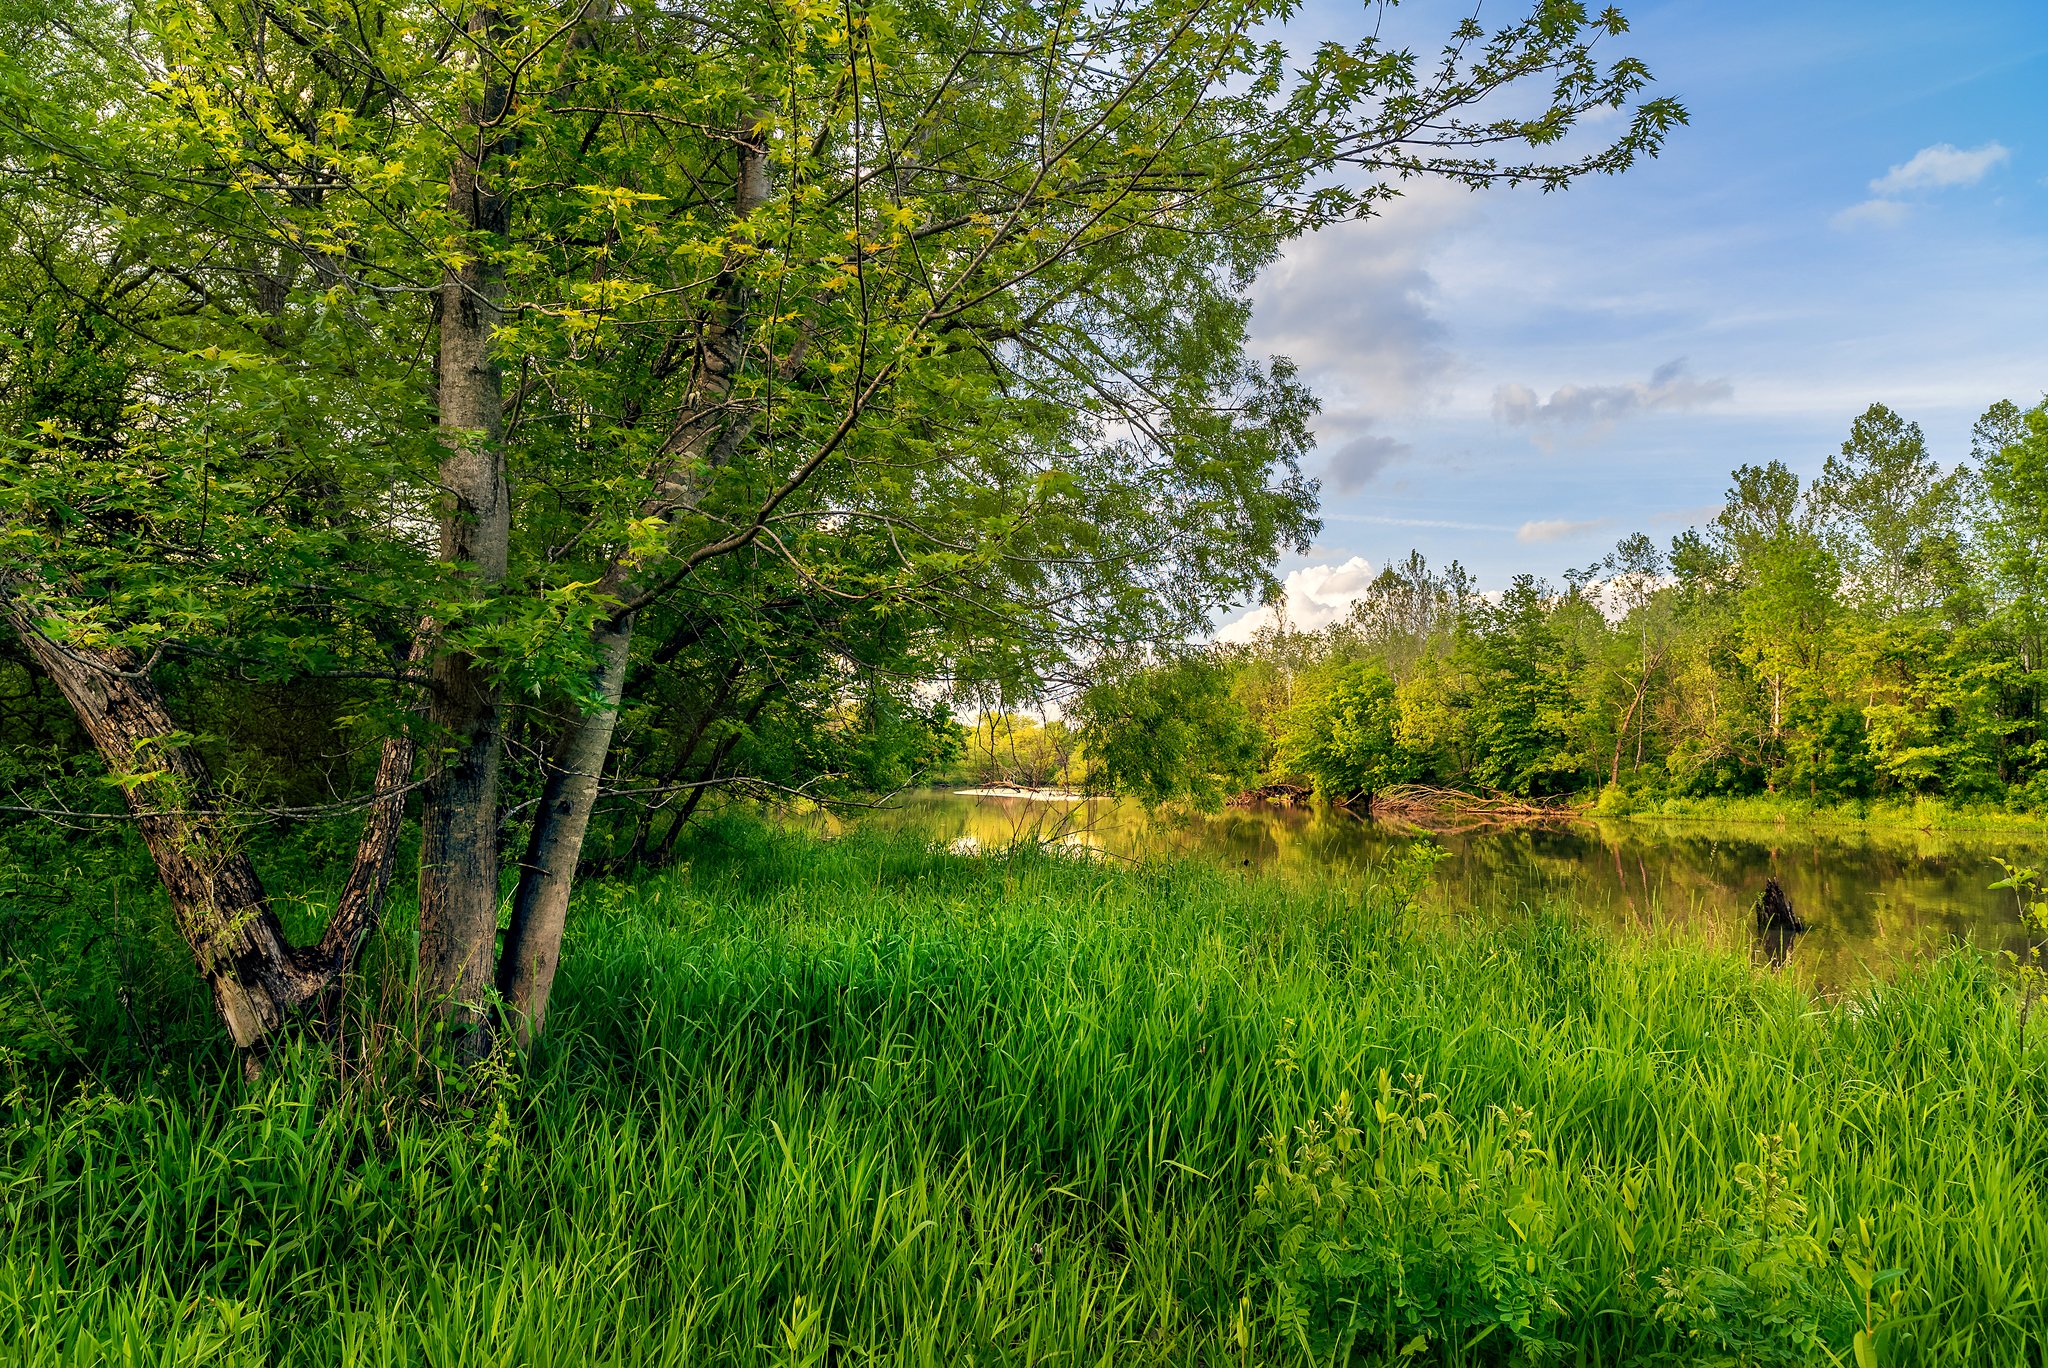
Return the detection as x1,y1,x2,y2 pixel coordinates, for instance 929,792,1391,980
496,616,629,1041
418,15,515,1038
6,613,418,1062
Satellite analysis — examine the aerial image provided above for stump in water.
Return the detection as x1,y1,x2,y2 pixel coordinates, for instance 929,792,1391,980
1754,876,1806,934
1753,876,1805,969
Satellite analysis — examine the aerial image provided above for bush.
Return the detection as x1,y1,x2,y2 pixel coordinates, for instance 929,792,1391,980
1651,1131,1858,1365
1253,1078,1570,1363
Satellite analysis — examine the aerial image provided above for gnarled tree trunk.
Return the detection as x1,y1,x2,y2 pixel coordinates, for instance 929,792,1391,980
7,614,418,1065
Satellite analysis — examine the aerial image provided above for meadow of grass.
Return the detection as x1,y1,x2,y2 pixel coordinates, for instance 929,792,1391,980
3,815,2047,1365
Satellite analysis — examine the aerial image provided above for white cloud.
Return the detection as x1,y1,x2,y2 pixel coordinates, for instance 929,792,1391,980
1492,359,1733,434
1870,141,2010,195
1251,188,1472,404
1252,185,1479,492
1836,142,2010,230
1831,198,1911,230
1516,518,1608,544
1212,557,1376,642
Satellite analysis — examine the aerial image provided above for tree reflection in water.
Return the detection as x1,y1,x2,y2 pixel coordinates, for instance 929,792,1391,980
833,791,2048,986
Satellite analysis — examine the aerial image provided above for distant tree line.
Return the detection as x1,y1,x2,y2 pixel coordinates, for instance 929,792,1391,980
1082,398,2048,810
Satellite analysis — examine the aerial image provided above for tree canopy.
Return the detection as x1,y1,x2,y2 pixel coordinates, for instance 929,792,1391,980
1118,400,2048,813
0,0,1681,1057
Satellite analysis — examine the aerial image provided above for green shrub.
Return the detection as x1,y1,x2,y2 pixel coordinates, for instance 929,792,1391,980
1252,1077,1569,1363
1651,1131,1857,1365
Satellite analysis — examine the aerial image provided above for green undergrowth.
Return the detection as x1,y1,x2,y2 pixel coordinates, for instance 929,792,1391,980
3,816,2046,1364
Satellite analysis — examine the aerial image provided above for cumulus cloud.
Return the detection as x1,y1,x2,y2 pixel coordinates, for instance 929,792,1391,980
1251,190,1470,405
1212,557,1376,642
1492,359,1732,435
1870,141,2010,194
1836,141,2009,230
1516,518,1608,544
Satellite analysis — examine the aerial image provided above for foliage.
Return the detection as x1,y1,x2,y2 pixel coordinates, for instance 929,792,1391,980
1990,857,2048,1040
0,0,1687,1041
1273,660,1418,800
1087,398,2048,813
1651,1130,1857,1366
1075,654,1262,807
954,710,1080,790
1251,1081,1570,1363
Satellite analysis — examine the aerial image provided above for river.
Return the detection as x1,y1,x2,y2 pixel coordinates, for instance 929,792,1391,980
835,789,2048,985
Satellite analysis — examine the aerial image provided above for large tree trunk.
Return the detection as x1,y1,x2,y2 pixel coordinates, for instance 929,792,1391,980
7,614,418,1064
418,19,515,1038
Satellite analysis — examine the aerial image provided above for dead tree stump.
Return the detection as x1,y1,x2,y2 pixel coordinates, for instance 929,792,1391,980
1754,876,1806,934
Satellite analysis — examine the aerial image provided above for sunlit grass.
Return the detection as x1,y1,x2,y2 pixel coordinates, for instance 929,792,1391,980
2,815,2044,1364
1602,789,2048,832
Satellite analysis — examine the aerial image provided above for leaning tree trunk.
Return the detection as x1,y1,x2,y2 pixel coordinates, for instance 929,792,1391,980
6,615,418,1065
496,617,629,1042
492,125,770,1040
417,18,515,1038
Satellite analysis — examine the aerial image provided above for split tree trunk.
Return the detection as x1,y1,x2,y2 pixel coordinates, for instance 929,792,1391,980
418,15,515,1038
7,615,418,1062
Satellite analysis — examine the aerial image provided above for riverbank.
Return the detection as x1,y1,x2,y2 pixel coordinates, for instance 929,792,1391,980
1595,790,2048,834
5,817,2045,1363
1221,783,2048,839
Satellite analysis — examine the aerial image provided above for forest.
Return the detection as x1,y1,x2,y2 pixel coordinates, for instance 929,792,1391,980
1063,399,2048,815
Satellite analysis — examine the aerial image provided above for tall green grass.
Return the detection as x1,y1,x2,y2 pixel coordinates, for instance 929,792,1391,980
2,816,2045,1364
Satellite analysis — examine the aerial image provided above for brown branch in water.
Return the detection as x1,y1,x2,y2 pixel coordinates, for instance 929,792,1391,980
1356,784,1585,833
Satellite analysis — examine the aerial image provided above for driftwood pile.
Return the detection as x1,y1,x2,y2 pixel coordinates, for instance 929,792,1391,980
1223,782,1582,830
1354,785,1581,832
1360,785,1579,819
1225,783,1312,808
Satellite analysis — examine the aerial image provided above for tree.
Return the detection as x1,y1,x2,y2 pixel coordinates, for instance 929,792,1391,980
1809,403,1966,616
1459,576,1585,796
1588,532,1671,788
1077,654,1262,807
0,0,1683,1060
1273,660,1416,801
1971,399,2048,791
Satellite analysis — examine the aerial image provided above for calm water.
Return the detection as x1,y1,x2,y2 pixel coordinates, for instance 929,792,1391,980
836,790,2048,983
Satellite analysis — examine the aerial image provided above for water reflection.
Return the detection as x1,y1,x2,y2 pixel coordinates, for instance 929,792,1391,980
837,790,2048,983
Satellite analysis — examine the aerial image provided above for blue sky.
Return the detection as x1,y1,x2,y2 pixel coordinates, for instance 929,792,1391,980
1216,0,2048,638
